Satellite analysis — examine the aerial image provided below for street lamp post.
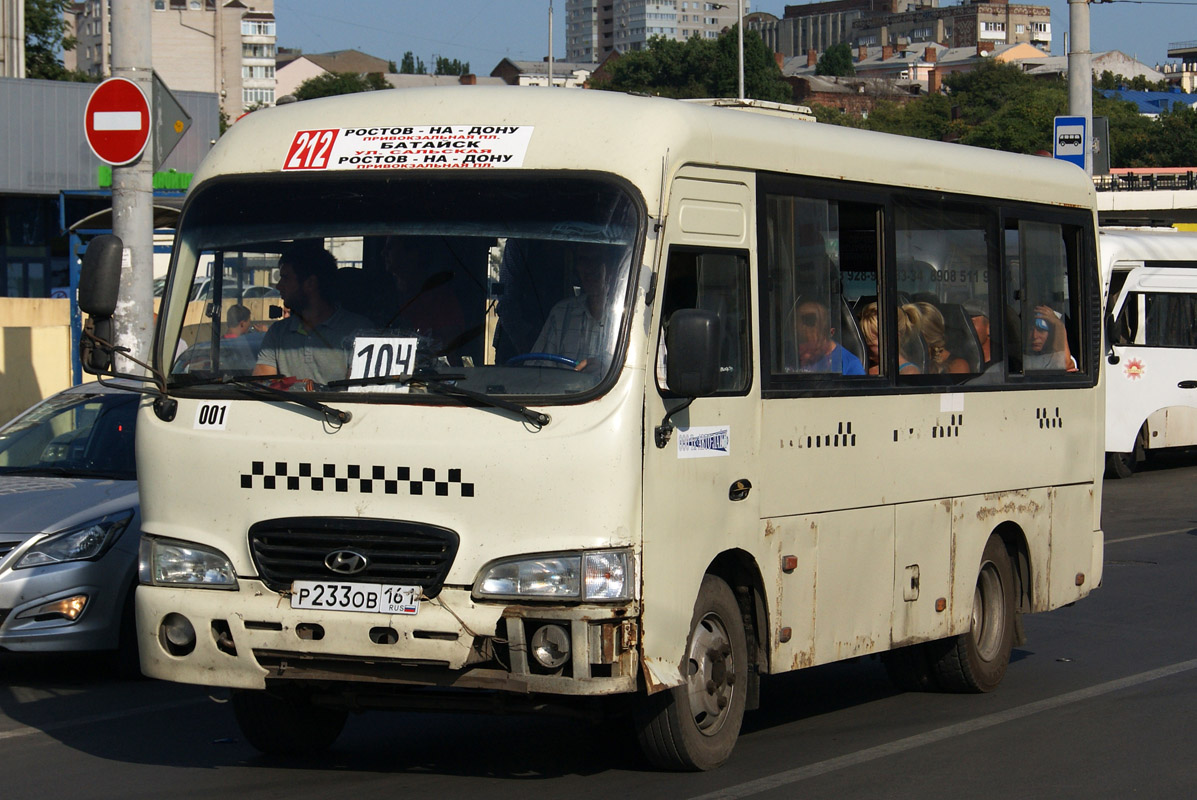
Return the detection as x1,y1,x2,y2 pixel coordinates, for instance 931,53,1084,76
712,2,745,99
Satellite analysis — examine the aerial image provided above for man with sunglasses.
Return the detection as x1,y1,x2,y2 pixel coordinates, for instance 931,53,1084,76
794,300,865,375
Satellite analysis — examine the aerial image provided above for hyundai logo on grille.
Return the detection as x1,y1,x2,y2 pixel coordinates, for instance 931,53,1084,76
324,550,369,575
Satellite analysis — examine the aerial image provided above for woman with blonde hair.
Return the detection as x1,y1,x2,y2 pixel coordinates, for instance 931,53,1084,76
909,301,969,374
859,302,922,375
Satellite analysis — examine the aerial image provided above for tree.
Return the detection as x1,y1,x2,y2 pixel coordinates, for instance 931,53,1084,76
592,27,791,103
815,43,855,78
25,0,91,80
399,51,427,75
293,72,390,101
435,57,470,76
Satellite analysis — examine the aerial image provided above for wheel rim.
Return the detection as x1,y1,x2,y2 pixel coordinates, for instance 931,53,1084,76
685,611,737,736
971,560,1007,663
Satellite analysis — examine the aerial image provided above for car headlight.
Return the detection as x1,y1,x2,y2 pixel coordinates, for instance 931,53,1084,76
139,536,238,589
473,549,633,602
14,512,133,569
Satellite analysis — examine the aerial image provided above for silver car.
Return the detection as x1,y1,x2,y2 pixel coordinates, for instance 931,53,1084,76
0,382,140,668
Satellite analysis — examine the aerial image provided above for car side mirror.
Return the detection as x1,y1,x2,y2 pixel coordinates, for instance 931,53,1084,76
665,308,721,398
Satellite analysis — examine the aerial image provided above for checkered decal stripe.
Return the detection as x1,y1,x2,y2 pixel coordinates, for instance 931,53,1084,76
241,462,474,497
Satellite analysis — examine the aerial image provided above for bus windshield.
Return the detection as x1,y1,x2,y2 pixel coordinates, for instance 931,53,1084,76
165,174,641,400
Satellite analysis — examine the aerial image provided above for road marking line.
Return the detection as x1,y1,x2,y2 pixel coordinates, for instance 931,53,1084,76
691,658,1197,800
0,696,209,742
1107,527,1196,544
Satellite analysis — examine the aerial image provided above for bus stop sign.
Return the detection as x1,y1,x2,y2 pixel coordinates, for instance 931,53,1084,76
1053,116,1086,169
84,77,151,166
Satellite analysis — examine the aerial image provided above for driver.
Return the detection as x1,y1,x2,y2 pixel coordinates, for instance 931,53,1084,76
531,243,621,372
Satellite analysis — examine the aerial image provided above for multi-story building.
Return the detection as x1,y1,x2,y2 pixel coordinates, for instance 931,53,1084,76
565,0,749,63
66,0,276,120
749,0,1051,61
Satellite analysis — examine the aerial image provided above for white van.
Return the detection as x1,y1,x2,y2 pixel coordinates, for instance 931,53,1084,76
1102,228,1197,477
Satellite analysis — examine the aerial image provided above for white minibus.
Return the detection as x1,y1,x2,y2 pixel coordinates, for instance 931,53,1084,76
1102,228,1197,477
77,87,1104,770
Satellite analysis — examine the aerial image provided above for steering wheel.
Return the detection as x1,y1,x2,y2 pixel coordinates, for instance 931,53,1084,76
505,352,579,369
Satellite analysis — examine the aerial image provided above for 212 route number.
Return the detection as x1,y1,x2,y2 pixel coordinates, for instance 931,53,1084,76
284,129,339,170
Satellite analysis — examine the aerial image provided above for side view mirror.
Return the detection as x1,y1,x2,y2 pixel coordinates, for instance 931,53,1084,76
655,309,721,448
665,308,721,398
79,235,124,373
79,234,123,317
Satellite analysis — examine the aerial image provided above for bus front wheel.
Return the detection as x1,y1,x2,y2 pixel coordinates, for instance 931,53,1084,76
930,535,1015,693
634,574,748,771
232,689,348,756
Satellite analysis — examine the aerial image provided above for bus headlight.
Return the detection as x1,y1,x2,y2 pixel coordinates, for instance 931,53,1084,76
473,549,633,602
139,537,238,589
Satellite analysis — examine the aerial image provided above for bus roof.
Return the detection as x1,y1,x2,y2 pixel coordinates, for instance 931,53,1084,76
1100,228,1197,274
200,87,1096,215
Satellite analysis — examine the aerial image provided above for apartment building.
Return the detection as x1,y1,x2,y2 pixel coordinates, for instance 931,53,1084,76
66,0,277,119
565,0,750,63
750,0,1051,60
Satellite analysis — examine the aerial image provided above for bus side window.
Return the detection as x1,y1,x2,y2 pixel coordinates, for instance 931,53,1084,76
657,248,751,395
1007,219,1084,374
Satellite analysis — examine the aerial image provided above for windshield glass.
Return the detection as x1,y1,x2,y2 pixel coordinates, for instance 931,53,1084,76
164,174,641,400
0,392,138,480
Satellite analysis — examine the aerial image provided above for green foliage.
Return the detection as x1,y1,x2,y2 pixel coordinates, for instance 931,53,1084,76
294,72,390,101
815,44,855,78
399,51,427,75
435,57,470,76
25,0,97,80
591,27,791,103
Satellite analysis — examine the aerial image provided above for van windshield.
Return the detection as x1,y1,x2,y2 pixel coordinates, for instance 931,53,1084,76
164,174,642,400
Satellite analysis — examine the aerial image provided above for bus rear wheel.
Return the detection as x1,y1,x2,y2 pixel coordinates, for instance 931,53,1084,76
930,535,1015,693
634,574,748,771
232,689,348,756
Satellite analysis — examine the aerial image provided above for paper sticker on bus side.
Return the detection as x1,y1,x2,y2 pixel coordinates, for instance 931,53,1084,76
282,126,534,171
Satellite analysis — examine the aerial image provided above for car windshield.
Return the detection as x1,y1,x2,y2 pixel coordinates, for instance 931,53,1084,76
163,173,642,400
0,392,138,480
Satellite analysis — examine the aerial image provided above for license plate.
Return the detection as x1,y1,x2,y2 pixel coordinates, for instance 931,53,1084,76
290,581,420,615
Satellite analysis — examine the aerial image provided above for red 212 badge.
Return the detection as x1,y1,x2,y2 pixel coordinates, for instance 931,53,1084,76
283,129,339,170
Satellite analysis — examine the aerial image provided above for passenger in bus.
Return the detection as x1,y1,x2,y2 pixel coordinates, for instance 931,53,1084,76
382,236,469,352
531,243,622,372
910,302,970,374
223,304,251,339
792,300,865,375
859,303,921,375
252,243,371,388
1024,305,1077,371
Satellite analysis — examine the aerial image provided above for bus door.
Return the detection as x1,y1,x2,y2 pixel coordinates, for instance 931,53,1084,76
1109,265,1197,451
639,172,761,688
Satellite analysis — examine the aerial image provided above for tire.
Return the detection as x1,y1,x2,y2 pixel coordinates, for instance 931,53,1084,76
929,535,1015,693
232,689,348,756
880,642,936,692
634,574,748,771
1106,432,1145,479
113,584,142,678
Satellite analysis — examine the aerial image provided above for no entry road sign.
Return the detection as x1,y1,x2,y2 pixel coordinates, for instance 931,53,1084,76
84,77,151,166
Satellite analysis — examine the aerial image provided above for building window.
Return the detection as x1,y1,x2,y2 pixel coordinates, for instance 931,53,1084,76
243,87,275,107
241,20,276,36
153,0,165,9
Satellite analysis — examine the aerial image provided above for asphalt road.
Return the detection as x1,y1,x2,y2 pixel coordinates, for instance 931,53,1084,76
3,457,1196,800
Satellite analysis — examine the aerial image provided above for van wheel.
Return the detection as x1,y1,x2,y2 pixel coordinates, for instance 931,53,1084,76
634,575,748,771
232,689,347,756
930,535,1015,693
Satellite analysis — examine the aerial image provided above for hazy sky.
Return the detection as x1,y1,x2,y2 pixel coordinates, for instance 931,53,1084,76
273,0,1193,73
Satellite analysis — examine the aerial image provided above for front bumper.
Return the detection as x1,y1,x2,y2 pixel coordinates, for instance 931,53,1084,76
0,560,130,653
136,580,639,697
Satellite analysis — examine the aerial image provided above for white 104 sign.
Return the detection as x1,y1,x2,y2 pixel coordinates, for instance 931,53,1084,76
348,336,419,392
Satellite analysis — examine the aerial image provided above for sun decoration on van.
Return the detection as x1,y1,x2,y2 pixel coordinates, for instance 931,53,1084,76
1124,358,1145,381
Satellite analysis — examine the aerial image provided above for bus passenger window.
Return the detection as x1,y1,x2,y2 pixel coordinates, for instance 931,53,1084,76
762,194,876,377
1007,220,1083,374
657,248,750,395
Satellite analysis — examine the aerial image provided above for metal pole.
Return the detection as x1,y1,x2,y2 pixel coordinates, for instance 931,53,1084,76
548,0,554,87
1067,0,1093,176
110,0,155,372
737,0,745,100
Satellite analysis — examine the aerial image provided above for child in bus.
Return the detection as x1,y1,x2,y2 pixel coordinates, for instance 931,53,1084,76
793,300,865,375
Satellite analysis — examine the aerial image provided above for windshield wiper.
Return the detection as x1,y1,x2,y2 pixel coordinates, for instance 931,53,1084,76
176,375,352,426
328,370,550,428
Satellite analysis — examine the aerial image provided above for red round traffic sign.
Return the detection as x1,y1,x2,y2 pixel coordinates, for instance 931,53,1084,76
84,77,151,166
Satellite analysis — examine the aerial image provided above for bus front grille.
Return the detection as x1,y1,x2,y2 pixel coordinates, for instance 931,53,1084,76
247,517,459,598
